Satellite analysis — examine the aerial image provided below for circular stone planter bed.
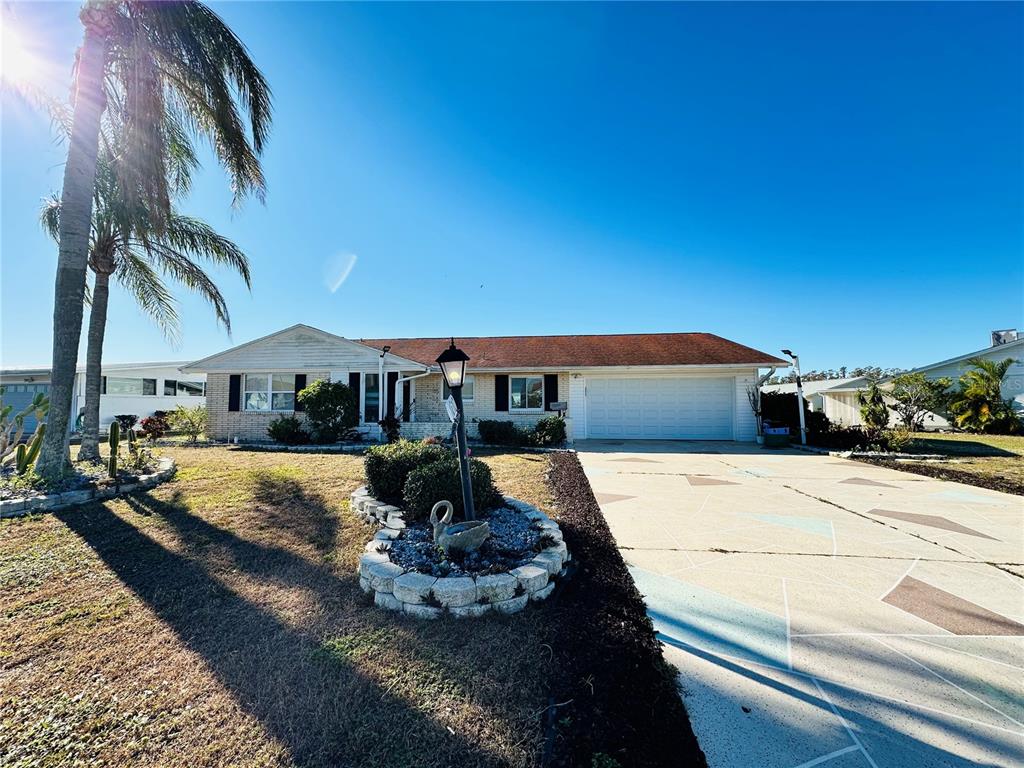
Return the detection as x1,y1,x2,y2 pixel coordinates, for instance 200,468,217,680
352,487,570,619
0,456,177,519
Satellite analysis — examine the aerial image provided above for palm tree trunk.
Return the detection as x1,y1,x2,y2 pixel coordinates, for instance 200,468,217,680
77,269,109,462
35,11,110,480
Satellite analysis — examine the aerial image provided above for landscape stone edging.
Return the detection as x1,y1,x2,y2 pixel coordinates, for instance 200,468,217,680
353,488,570,619
790,444,949,461
0,457,177,519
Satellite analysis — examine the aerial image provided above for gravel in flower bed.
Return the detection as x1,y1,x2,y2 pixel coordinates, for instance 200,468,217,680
387,506,545,577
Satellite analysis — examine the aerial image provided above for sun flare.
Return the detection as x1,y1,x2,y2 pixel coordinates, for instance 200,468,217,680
1,10,50,90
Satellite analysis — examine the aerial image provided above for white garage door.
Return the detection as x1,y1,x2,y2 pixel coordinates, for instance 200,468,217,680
586,377,734,440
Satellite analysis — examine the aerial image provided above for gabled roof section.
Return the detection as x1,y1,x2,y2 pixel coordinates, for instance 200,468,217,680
358,332,788,369
904,337,1024,376
182,324,427,372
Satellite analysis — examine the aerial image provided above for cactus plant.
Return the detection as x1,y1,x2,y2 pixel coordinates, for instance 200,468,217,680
0,388,49,464
108,420,120,479
14,424,45,475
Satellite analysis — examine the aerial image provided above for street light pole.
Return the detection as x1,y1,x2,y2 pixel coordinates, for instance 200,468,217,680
782,349,807,445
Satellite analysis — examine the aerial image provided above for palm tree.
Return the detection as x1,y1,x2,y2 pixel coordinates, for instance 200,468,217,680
36,0,271,479
948,357,1021,434
41,149,250,462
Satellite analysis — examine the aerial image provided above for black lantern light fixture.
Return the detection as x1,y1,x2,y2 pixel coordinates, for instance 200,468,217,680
436,339,476,521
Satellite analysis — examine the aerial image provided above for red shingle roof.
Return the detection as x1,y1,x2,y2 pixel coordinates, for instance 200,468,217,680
358,333,787,369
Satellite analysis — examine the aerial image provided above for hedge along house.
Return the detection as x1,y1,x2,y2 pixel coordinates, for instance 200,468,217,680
182,324,787,444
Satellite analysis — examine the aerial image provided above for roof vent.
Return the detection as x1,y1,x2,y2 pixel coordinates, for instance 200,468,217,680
991,329,1019,346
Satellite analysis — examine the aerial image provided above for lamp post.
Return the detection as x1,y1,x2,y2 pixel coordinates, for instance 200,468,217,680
782,349,807,445
436,339,476,521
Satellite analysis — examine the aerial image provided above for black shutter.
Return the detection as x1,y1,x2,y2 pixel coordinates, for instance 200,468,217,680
101,376,107,395
348,372,361,411
494,374,509,412
544,374,558,411
386,372,398,420
402,381,411,422
294,374,307,411
228,375,241,411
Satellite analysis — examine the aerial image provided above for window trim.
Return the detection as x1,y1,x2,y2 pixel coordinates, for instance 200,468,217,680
243,373,296,412
442,374,475,403
509,375,544,413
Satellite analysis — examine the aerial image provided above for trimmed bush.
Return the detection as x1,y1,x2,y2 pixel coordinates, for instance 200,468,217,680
477,419,527,446
267,415,309,445
364,439,449,505
402,456,502,520
531,415,566,447
297,380,358,443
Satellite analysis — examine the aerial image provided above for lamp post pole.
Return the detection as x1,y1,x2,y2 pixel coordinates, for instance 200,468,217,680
436,340,476,522
450,384,476,521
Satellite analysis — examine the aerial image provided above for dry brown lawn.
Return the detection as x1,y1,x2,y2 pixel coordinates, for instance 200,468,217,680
1,447,561,768
860,433,1024,495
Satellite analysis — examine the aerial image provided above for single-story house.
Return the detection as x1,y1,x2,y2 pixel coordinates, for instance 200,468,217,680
761,377,863,414
181,324,788,443
771,330,1023,429
0,361,206,434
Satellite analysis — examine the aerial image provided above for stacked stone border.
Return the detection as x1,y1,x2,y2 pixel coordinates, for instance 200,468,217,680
0,457,177,519
352,487,570,619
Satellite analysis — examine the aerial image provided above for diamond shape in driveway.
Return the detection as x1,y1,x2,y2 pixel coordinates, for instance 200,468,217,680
576,440,1024,768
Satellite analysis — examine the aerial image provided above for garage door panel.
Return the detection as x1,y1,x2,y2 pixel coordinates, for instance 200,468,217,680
586,377,733,440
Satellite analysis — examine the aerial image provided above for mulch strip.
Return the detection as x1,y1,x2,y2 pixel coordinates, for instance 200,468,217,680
855,457,1024,496
543,452,706,767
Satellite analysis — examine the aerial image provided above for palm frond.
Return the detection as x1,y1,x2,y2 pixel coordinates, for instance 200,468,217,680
138,241,232,331
115,250,182,344
39,195,61,241
162,214,251,288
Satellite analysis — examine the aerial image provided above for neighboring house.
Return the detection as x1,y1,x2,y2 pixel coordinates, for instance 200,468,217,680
181,324,787,443
0,361,206,434
771,330,1024,429
761,377,862,414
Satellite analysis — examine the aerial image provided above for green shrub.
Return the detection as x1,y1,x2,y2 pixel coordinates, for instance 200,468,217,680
364,439,449,505
297,379,359,443
402,456,502,520
267,415,309,445
168,405,207,443
531,415,567,446
476,419,526,446
884,426,913,452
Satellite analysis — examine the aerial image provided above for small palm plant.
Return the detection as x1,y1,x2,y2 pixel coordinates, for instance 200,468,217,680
948,357,1021,434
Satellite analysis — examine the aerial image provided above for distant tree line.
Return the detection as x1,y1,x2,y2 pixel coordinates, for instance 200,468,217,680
767,366,907,385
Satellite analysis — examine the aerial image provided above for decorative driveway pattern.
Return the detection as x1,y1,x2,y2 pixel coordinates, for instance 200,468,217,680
576,440,1024,768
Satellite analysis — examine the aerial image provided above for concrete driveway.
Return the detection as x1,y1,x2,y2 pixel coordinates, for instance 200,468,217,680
577,440,1024,768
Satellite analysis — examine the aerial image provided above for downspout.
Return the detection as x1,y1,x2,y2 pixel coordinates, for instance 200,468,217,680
754,367,776,437
396,368,432,423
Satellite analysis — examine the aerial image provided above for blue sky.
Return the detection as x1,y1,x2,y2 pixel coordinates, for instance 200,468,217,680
2,1,1022,370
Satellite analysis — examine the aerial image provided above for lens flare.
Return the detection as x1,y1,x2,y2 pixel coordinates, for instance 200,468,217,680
324,252,358,293
1,7,60,93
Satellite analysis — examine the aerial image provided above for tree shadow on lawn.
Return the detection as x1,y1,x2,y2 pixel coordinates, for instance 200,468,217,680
56,487,541,768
